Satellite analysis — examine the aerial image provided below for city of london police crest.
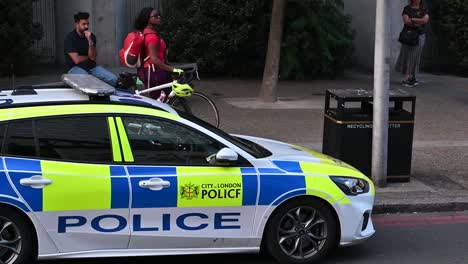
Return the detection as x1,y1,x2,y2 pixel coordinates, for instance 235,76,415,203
180,183,199,199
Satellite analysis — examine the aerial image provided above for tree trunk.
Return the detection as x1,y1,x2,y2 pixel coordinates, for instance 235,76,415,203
259,0,286,102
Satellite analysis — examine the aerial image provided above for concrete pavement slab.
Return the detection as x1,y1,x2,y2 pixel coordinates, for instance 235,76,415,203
225,96,324,109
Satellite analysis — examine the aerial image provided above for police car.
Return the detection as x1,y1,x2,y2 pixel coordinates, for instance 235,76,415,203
0,74,375,264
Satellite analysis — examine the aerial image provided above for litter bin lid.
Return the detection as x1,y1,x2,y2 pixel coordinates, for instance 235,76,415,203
327,89,415,100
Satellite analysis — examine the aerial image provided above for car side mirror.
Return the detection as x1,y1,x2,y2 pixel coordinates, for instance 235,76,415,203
214,147,238,166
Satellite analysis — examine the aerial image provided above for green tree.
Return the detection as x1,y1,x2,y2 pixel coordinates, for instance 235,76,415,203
259,0,285,102
160,0,354,79
280,0,355,79
0,0,33,76
160,0,271,77
432,0,468,76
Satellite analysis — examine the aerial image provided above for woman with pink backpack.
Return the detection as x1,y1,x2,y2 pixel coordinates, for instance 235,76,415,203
120,7,183,100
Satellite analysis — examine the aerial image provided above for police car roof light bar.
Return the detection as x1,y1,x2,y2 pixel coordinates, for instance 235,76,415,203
61,74,115,97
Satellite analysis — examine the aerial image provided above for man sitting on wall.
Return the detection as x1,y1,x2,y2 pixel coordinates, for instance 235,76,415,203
64,11,118,86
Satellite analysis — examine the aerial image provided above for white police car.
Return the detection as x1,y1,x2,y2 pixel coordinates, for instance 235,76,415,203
0,74,374,264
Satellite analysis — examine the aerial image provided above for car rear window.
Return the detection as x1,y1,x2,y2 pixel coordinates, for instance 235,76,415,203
4,120,36,157
35,116,113,163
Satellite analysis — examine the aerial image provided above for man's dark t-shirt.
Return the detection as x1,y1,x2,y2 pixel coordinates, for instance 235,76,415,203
64,30,97,71
402,5,428,34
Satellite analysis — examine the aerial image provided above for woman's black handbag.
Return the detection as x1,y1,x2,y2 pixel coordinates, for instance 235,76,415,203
398,27,419,46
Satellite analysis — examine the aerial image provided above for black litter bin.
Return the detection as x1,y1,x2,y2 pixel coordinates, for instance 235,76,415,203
322,89,416,182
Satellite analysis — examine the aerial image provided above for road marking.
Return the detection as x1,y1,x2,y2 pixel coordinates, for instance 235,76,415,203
373,215,468,227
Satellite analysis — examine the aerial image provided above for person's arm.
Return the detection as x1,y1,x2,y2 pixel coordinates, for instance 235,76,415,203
65,34,88,65
148,43,173,72
67,53,89,64
411,14,429,25
403,14,413,26
85,31,97,61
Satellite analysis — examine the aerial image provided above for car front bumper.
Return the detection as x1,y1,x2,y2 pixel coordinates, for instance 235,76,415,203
335,193,375,246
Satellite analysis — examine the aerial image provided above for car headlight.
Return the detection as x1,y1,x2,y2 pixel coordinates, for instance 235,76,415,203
330,176,370,196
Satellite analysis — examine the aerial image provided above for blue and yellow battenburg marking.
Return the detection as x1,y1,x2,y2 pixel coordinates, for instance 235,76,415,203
0,159,28,211
273,160,374,203
2,156,368,213
4,158,129,212
127,166,257,208
0,160,17,198
177,167,245,207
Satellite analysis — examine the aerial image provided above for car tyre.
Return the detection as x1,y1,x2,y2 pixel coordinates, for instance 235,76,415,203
263,197,338,264
0,207,37,264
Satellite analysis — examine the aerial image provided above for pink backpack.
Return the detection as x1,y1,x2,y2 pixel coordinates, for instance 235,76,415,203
119,31,148,68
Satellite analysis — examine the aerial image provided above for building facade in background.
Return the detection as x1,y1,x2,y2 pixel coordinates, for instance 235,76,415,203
32,0,434,74
344,0,435,73
32,0,161,68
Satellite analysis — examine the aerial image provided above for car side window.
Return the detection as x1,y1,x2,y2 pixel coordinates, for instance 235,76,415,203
122,116,225,165
35,116,113,163
4,120,36,157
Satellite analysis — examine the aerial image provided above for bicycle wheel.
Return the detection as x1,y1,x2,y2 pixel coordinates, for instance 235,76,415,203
168,92,220,128
168,96,191,114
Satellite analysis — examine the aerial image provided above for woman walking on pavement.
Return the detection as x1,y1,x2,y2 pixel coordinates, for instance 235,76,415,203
395,0,430,88
134,7,183,100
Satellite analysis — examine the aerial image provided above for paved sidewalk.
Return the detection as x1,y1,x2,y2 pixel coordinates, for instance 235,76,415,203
196,71,468,214
2,68,468,214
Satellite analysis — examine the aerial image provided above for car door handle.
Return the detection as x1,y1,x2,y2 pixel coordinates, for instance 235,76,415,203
20,175,52,189
139,178,171,191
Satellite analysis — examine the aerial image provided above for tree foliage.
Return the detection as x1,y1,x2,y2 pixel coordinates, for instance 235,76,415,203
160,0,271,78
0,0,33,76
159,0,354,79
432,0,468,76
280,0,354,79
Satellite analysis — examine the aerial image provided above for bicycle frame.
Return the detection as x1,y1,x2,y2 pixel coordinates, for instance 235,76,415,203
134,64,199,102
135,81,176,102
124,64,220,128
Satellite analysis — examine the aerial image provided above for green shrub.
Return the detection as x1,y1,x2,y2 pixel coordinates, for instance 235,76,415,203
0,0,33,76
160,0,271,78
160,0,354,79
432,0,468,76
281,0,354,79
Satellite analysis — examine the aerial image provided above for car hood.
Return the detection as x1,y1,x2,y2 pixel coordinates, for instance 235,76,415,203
233,134,367,178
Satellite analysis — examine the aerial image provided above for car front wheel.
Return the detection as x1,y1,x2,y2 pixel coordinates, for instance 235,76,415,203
0,207,37,264
263,197,338,264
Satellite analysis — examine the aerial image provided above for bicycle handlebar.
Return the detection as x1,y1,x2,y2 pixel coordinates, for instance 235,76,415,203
134,63,199,97
172,64,199,84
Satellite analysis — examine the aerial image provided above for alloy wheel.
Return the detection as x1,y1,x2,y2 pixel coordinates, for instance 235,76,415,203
0,216,22,264
277,206,328,259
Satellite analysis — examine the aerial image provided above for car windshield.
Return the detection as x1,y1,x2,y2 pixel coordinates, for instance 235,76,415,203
175,110,272,158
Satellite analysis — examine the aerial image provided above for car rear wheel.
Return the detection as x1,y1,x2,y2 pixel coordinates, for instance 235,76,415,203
263,197,338,264
0,207,37,264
